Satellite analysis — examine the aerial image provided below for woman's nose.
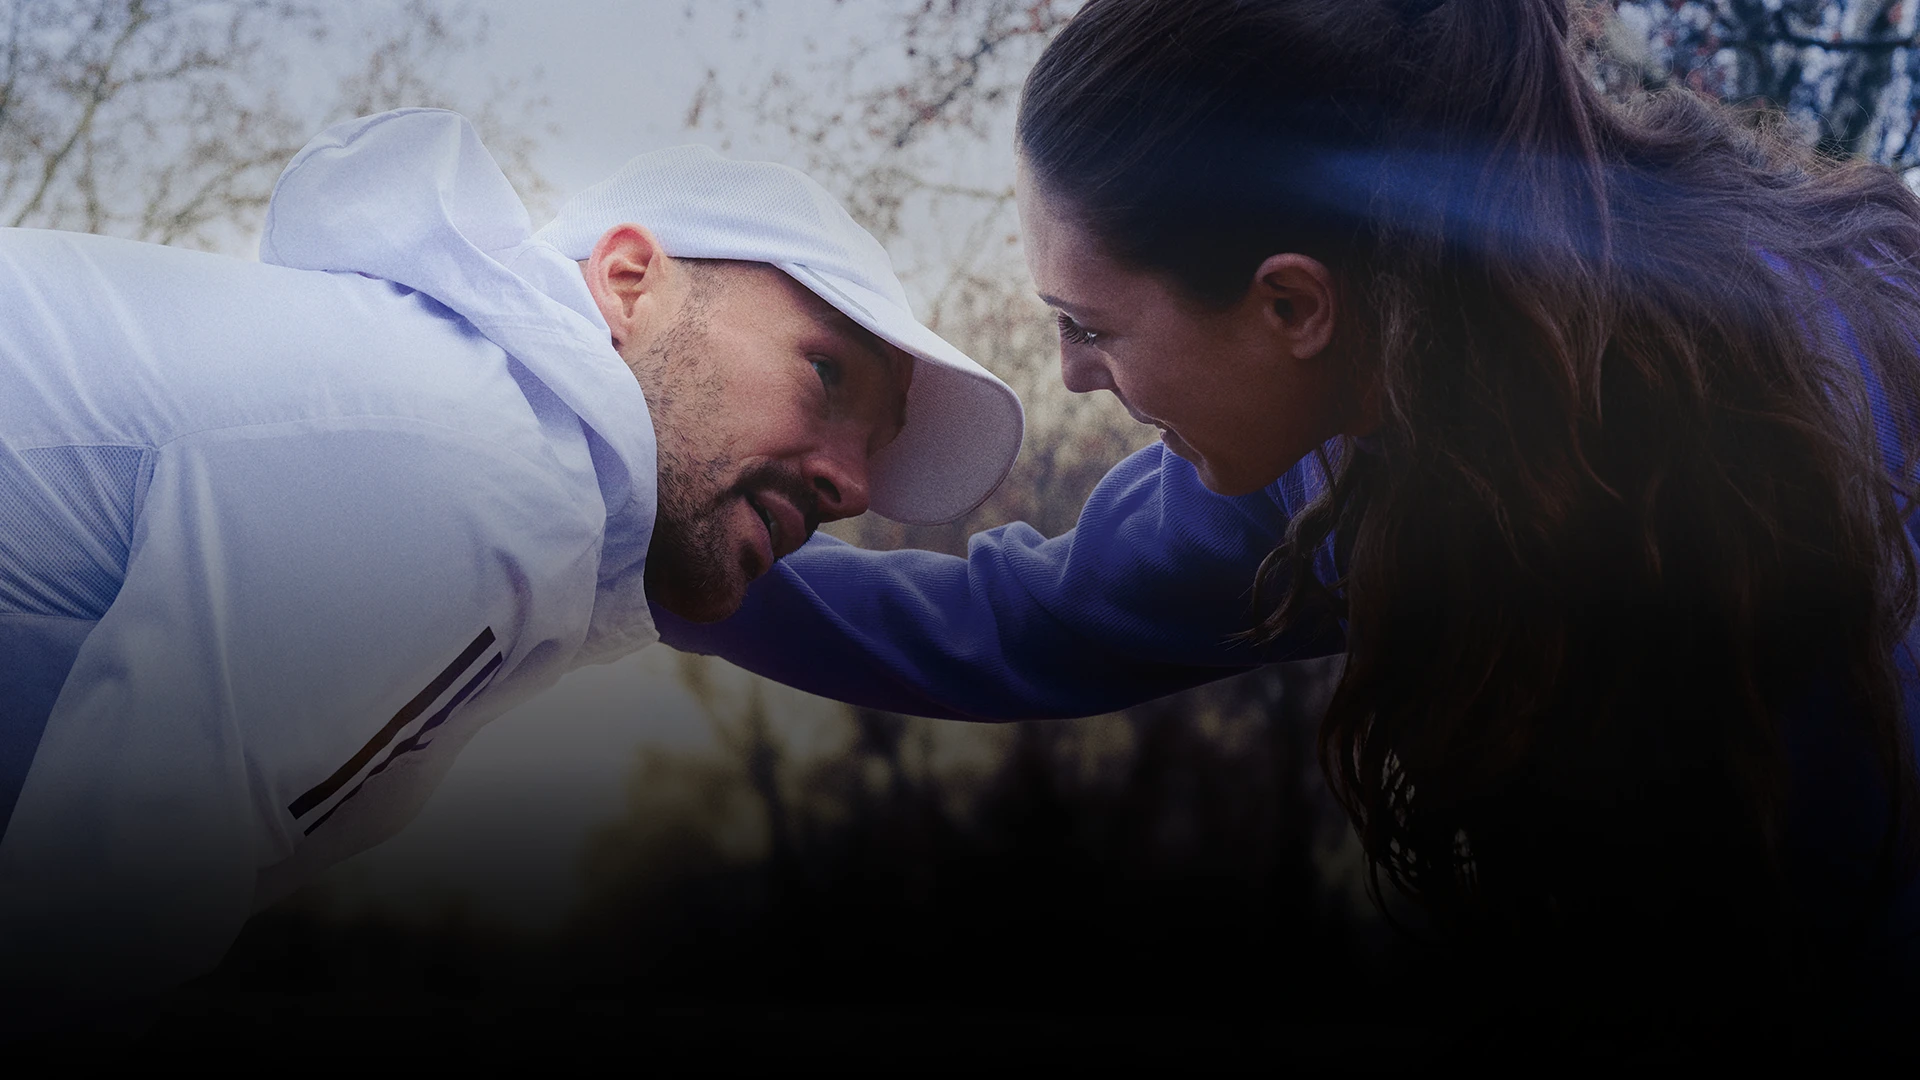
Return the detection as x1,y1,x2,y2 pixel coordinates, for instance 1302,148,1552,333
1060,345,1114,394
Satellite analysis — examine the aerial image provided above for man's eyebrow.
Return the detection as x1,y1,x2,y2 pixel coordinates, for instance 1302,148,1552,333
807,303,911,432
807,303,880,356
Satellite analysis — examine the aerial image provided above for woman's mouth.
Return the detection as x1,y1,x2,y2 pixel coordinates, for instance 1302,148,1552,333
1128,408,1175,435
1117,398,1160,429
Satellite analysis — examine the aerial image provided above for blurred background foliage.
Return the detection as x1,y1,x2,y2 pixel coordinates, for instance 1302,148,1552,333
10,0,1920,1063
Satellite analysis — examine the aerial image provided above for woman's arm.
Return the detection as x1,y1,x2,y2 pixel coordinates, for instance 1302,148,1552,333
656,443,1343,721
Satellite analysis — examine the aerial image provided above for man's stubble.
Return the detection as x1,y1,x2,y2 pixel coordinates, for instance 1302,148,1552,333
630,271,827,621
632,289,738,619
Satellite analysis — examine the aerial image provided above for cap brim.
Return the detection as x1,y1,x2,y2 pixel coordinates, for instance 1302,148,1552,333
781,263,1024,525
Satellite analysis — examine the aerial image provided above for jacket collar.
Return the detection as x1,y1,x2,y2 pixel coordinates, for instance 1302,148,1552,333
259,108,658,657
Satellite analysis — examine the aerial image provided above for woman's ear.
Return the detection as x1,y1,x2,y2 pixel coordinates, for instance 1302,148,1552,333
582,223,675,349
1251,253,1336,360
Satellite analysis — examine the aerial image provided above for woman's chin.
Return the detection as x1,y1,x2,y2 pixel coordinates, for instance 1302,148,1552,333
1159,433,1230,494
1186,451,1284,499
1196,469,1267,498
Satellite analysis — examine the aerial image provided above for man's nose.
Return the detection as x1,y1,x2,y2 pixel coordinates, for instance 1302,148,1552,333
808,439,871,522
1060,344,1114,395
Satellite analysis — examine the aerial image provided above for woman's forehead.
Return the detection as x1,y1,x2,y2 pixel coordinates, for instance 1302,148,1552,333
1018,178,1144,321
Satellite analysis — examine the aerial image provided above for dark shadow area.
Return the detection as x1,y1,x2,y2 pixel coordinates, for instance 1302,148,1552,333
17,655,1894,1070
40,660,1448,1070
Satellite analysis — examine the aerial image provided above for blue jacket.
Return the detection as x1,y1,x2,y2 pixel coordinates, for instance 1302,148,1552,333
660,443,1340,720
658,435,1920,989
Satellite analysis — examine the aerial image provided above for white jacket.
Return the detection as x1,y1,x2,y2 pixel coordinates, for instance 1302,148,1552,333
0,110,658,991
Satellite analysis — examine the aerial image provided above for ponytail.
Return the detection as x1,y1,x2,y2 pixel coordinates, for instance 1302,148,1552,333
1021,0,1920,991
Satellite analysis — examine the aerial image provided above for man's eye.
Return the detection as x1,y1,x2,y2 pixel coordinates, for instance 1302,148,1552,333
1055,311,1099,347
811,356,843,389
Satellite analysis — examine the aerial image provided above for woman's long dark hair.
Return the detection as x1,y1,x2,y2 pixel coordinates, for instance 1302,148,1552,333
1020,0,1920,994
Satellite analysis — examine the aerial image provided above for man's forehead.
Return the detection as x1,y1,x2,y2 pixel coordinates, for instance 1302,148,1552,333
719,260,907,369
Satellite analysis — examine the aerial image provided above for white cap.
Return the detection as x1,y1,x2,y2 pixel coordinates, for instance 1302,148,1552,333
535,145,1024,526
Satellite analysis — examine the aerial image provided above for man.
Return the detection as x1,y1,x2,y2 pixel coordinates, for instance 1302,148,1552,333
0,108,1023,994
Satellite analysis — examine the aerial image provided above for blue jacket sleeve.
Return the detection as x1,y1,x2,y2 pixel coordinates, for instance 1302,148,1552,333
654,443,1344,721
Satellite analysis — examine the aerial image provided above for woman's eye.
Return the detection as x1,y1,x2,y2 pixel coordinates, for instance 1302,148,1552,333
811,356,843,389
1055,311,1099,347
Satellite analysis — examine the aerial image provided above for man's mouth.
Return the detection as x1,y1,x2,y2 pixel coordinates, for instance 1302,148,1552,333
748,495,781,555
744,490,814,567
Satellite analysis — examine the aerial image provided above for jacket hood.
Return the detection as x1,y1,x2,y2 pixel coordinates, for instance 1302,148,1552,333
258,108,658,659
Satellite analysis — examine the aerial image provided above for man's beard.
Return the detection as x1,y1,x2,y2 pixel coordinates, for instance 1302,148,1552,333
648,443,736,619
649,453,821,621
633,304,736,619
633,304,818,621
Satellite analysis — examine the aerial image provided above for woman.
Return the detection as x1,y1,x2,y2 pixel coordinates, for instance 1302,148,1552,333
661,0,1920,1024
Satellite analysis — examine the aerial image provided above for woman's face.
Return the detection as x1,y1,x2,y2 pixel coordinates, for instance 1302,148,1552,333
1016,161,1367,496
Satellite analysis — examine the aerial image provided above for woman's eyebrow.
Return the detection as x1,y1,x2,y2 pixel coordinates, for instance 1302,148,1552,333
1037,292,1108,322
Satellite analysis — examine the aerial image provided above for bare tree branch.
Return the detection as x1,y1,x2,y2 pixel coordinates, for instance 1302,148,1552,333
886,30,1001,150
9,0,148,227
0,0,550,252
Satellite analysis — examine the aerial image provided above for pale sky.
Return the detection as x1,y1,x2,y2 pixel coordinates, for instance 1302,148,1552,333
477,2,821,185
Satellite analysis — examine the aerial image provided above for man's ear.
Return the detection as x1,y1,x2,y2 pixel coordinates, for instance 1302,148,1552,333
582,223,677,349
1250,253,1337,361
